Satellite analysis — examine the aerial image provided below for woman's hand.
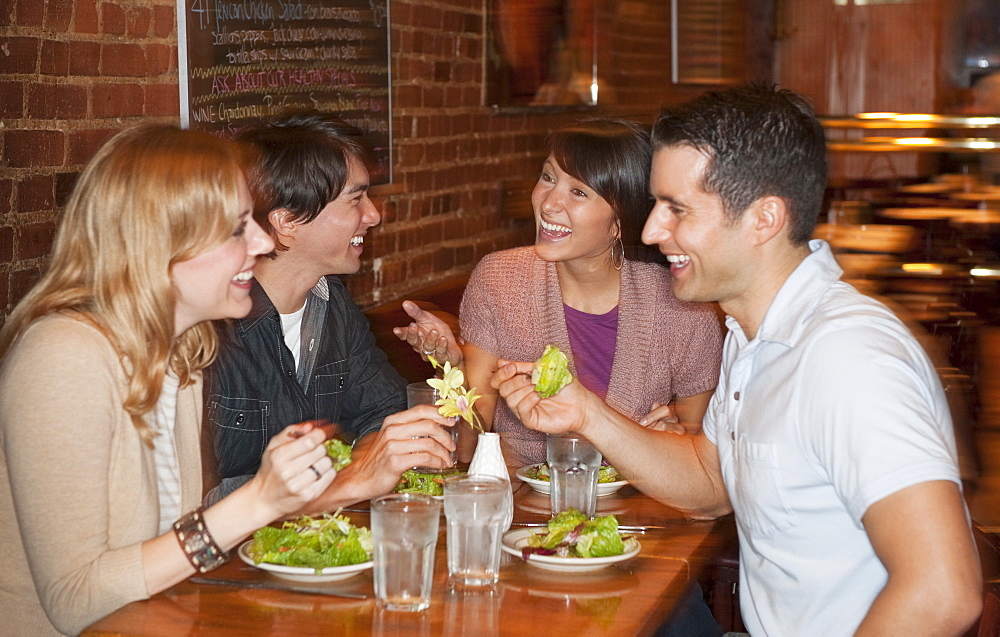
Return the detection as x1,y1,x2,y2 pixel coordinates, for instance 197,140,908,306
392,300,464,367
638,402,684,433
250,421,338,520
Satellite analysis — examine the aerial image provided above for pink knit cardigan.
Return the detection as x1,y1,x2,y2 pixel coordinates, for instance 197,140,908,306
460,247,723,466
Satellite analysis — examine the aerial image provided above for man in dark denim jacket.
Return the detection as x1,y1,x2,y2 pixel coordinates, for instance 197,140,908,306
203,112,455,510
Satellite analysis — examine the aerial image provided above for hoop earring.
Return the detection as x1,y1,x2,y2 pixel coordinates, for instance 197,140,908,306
611,236,624,271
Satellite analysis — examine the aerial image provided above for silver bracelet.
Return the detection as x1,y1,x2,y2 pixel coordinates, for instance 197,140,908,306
173,507,229,573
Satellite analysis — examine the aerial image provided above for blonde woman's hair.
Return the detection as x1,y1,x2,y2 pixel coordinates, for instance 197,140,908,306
0,125,244,445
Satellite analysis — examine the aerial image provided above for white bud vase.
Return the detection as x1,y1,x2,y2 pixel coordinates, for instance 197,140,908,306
467,432,514,531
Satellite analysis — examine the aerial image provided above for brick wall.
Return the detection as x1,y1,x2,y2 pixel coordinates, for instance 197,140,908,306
0,0,729,324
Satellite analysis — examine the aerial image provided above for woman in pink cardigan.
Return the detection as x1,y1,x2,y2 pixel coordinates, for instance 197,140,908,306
396,119,723,466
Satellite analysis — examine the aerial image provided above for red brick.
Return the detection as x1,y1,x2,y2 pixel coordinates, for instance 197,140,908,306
0,178,12,215
13,0,41,26
68,129,112,164
17,221,57,259
126,6,151,38
54,171,78,206
39,39,69,75
0,81,24,117
0,0,12,27
101,43,145,77
44,0,72,31
101,2,126,35
145,43,172,76
3,37,40,74
68,40,101,75
27,82,87,119
0,225,13,263
5,130,65,168
91,83,143,117
17,174,55,213
144,83,178,116
152,4,173,38
73,0,98,33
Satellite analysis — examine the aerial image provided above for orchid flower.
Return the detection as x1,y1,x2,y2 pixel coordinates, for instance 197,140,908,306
426,356,484,433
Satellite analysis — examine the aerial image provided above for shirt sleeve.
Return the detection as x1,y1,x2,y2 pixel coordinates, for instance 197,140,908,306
670,302,723,398
459,255,503,355
799,324,960,524
0,319,149,635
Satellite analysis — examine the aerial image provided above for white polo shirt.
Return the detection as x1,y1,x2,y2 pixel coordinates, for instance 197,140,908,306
703,240,962,636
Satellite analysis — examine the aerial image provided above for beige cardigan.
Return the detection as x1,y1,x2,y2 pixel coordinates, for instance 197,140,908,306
0,314,203,636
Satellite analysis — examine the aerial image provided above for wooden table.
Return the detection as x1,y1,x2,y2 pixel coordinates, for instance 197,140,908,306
83,481,733,636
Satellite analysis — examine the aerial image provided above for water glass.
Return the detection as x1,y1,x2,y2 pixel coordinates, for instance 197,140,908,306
443,474,506,586
406,382,459,467
546,433,602,517
371,493,440,611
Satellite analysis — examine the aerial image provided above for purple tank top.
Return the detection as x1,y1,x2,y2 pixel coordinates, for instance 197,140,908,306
563,304,619,399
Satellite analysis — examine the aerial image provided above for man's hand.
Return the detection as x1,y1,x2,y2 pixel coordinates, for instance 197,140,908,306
391,300,463,367
492,359,594,436
294,405,456,514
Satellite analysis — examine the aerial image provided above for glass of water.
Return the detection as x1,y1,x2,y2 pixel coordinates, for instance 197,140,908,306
443,474,506,586
546,433,602,518
406,382,459,468
371,493,440,611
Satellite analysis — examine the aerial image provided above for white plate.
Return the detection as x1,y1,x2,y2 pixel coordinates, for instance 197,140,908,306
238,540,373,583
501,528,640,572
515,464,628,497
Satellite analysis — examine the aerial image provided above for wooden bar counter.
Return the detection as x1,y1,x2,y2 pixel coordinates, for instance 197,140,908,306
83,481,734,636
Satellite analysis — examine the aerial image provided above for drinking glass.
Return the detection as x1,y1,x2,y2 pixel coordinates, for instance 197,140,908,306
407,382,458,467
371,493,440,611
443,474,506,585
546,433,602,517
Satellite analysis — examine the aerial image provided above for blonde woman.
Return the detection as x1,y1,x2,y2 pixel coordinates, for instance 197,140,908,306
0,126,339,635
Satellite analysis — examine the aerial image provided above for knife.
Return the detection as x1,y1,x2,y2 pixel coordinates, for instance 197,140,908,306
190,576,370,599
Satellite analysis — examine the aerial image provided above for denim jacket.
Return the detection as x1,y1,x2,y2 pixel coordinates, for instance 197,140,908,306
203,276,406,502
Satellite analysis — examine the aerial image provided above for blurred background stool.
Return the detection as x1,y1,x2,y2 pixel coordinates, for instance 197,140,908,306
699,516,745,634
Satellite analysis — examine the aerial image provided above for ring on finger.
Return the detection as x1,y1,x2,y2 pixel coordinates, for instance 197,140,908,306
308,464,322,481
422,347,435,356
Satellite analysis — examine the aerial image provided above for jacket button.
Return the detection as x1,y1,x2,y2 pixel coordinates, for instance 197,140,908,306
236,413,245,424
339,377,345,388
286,370,294,377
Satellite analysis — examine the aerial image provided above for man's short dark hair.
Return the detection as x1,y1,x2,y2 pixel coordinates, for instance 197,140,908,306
237,110,371,252
651,85,828,245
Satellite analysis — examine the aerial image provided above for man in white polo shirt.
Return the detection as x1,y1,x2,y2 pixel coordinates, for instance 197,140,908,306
493,85,982,635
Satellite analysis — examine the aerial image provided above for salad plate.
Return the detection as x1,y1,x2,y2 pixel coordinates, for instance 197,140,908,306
238,541,373,583
501,528,640,573
515,463,628,497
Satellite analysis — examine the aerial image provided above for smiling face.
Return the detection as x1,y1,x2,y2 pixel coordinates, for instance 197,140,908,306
291,156,381,277
172,176,275,335
642,145,754,310
531,155,617,266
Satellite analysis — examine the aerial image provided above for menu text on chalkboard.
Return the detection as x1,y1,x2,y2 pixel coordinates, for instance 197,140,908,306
177,0,392,183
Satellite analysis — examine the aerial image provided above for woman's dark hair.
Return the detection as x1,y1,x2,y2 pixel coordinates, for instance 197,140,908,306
548,118,659,263
237,110,371,253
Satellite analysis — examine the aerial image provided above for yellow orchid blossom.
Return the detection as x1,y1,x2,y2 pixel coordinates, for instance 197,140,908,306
425,356,483,432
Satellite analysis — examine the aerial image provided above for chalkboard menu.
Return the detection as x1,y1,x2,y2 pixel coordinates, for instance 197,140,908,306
177,0,392,183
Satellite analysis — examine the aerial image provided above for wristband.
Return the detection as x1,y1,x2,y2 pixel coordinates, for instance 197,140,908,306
172,507,229,573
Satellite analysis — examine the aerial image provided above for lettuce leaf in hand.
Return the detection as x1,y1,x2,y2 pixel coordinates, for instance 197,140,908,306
531,344,573,398
325,438,353,470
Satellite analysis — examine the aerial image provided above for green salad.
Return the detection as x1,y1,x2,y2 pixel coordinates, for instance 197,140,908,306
392,468,461,496
532,344,573,398
247,512,372,572
524,509,629,559
324,438,353,470
524,462,622,484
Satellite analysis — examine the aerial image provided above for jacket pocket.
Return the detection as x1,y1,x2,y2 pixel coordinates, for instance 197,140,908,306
206,395,269,477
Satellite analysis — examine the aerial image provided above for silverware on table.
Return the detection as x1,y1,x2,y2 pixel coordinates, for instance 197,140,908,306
190,576,370,599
